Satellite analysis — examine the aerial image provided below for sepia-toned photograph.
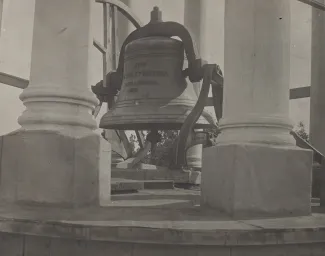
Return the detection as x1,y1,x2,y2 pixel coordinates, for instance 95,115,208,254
0,0,324,255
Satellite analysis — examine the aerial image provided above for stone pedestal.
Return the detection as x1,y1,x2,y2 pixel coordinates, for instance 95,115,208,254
201,0,313,217
0,0,111,206
202,144,312,217
0,130,110,207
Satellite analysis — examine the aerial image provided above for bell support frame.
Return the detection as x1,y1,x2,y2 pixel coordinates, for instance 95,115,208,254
172,64,224,170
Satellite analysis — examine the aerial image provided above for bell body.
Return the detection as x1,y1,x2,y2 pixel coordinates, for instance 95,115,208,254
100,36,215,130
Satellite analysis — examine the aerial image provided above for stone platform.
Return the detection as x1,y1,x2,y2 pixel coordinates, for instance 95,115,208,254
0,189,324,255
112,165,201,184
111,178,174,193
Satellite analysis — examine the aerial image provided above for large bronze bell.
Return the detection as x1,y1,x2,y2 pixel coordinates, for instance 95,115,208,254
99,36,216,130
91,6,224,169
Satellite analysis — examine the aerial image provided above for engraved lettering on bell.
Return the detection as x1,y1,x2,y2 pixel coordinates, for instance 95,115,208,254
99,36,216,130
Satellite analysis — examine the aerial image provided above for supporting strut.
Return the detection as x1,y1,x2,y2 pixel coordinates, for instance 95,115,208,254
171,64,224,170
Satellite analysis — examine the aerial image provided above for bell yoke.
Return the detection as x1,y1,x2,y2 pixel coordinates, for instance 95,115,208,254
91,6,224,169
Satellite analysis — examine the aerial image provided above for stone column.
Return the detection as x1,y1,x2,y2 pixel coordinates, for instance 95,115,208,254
0,0,111,207
202,0,312,217
310,1,325,206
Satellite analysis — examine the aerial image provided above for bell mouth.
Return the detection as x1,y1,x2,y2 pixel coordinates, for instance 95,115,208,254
99,106,217,131
99,122,214,131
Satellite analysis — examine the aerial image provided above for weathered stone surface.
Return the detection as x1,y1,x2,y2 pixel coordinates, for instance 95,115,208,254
99,137,111,206
0,189,321,255
0,232,24,256
143,180,174,189
312,164,323,198
112,167,201,185
202,144,313,218
0,231,324,256
111,178,144,192
0,130,110,207
132,244,197,256
321,165,325,207
24,236,51,256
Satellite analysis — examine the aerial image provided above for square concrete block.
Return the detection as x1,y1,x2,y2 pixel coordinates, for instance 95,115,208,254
0,130,111,207
201,144,313,218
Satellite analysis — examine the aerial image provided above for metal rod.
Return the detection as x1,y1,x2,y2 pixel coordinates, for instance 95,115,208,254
110,5,118,70
102,3,109,90
103,3,109,49
93,39,107,54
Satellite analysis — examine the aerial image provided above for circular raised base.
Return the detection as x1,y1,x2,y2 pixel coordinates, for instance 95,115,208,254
0,190,324,256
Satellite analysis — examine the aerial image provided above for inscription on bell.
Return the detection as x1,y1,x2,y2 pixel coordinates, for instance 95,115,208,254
123,62,169,81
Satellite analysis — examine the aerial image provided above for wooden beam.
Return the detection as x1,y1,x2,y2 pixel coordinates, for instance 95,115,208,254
0,72,29,89
297,0,325,11
289,86,311,100
205,86,311,107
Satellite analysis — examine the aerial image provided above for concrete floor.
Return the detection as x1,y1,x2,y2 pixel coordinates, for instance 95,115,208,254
0,189,323,244
0,189,324,255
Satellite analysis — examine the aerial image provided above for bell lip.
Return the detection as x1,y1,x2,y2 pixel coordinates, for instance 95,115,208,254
99,122,217,131
99,107,218,131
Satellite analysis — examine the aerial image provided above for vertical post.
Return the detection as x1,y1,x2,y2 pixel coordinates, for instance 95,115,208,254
202,0,313,217
103,3,109,92
105,3,134,163
110,5,118,70
310,0,325,205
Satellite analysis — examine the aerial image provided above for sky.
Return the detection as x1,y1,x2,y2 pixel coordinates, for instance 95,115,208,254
0,0,313,136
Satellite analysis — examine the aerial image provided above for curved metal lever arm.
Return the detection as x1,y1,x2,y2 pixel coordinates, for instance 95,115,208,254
171,64,224,170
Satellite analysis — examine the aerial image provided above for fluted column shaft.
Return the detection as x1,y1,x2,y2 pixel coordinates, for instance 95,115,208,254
18,0,98,137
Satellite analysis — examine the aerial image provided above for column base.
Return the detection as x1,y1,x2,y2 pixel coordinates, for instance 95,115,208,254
0,130,111,207
201,143,313,218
